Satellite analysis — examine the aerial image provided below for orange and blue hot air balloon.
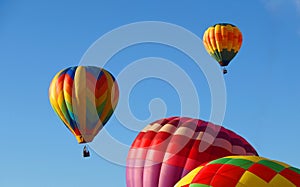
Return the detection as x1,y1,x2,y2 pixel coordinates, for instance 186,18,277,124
49,66,119,157
203,23,243,74
175,156,300,187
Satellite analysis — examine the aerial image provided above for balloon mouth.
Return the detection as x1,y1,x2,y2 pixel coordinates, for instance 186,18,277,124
75,135,93,144
75,135,86,143
219,61,228,67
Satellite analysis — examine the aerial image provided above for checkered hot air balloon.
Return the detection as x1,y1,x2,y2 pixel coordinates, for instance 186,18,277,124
49,66,119,157
175,156,300,187
203,23,242,74
126,117,258,187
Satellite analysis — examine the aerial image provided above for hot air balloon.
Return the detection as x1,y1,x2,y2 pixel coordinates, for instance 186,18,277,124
175,155,300,187
49,66,119,157
126,117,258,187
203,23,242,74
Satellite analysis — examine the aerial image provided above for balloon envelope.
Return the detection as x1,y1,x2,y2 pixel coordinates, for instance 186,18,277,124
175,156,300,187
49,66,119,143
203,23,242,67
126,117,258,187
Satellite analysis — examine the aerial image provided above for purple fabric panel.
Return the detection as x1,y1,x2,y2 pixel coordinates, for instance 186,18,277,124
180,168,191,179
126,159,145,187
158,164,184,187
143,163,162,187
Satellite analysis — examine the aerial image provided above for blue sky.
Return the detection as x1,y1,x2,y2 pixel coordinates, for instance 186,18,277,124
1,0,300,186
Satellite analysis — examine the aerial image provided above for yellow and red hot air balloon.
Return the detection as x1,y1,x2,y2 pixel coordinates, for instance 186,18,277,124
203,23,242,74
175,156,300,187
49,66,119,157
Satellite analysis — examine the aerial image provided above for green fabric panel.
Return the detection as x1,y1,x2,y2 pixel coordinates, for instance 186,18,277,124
210,51,221,62
211,49,238,66
258,160,285,172
96,100,106,115
190,184,212,187
289,167,300,174
215,50,222,62
220,49,236,63
226,158,254,170
103,109,113,124
60,99,72,124
209,157,232,165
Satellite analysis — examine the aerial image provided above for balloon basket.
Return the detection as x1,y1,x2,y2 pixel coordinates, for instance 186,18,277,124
83,145,90,158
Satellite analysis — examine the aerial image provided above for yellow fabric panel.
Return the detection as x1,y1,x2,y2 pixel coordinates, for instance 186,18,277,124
49,96,70,131
111,82,119,107
203,41,211,54
91,118,104,139
214,24,222,52
50,97,66,124
57,89,64,105
62,75,72,107
174,166,204,187
237,171,268,187
203,28,214,54
75,135,84,143
63,91,72,107
73,66,87,135
269,174,296,187
86,88,97,108
202,32,210,53
208,27,217,51
49,77,58,105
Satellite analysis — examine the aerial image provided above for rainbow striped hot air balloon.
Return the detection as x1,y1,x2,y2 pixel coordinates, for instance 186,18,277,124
126,117,258,187
203,23,242,74
175,156,300,187
49,66,119,157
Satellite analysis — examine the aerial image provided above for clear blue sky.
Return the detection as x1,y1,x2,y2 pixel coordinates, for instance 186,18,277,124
1,0,300,186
